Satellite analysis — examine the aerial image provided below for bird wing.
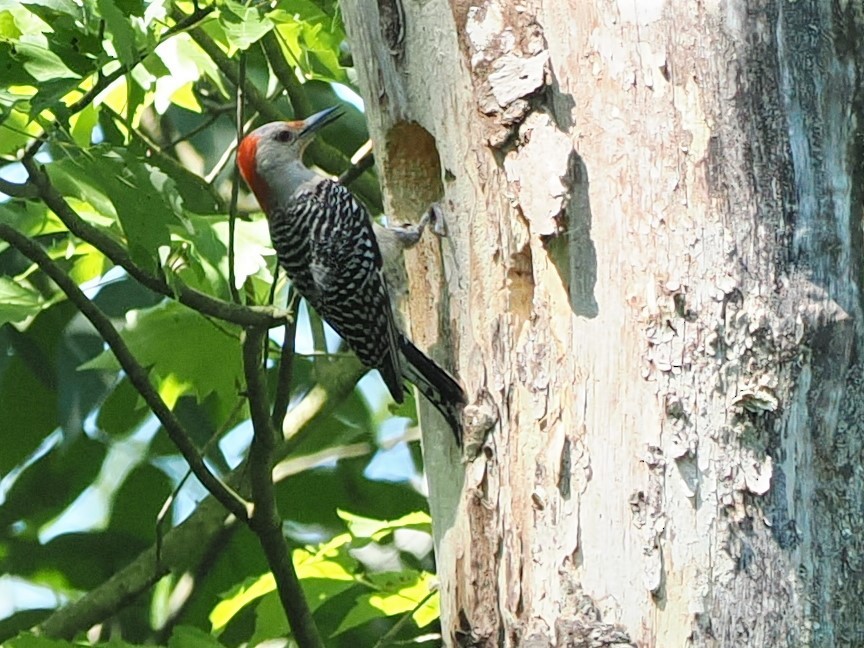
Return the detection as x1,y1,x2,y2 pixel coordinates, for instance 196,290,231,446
300,180,405,402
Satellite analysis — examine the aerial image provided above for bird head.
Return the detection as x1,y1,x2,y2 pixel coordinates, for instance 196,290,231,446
237,106,344,211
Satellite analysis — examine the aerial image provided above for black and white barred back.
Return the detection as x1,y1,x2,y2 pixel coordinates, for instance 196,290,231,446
268,179,405,402
267,179,466,442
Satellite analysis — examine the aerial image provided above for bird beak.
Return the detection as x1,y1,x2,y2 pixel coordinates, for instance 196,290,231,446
299,106,344,137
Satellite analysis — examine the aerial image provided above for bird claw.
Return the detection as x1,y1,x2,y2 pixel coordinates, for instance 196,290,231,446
385,202,448,248
424,203,448,237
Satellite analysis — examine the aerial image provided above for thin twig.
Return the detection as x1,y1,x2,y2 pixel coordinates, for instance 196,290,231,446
67,5,215,117
100,104,227,212
156,397,245,562
0,223,250,523
20,157,286,327
228,53,246,303
339,148,375,187
243,326,324,648
371,587,438,648
165,111,223,149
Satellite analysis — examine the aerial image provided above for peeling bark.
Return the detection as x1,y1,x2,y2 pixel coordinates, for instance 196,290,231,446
342,1,864,646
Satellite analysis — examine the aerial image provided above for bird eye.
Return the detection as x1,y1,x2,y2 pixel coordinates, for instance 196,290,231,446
275,130,293,143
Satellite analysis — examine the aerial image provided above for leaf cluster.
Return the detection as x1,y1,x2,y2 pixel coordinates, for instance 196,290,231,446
0,0,436,646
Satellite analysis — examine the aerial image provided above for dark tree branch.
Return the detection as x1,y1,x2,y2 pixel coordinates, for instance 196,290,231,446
0,176,38,199
243,326,324,648
0,223,250,524
36,494,230,639
271,287,298,430
33,348,364,640
20,157,286,328
339,148,375,187
153,521,239,645
260,32,313,118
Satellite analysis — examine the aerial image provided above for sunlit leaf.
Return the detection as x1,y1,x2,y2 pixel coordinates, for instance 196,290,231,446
412,589,440,628
13,41,79,81
157,32,228,99
210,573,276,633
0,9,22,39
69,103,99,147
80,301,242,407
337,509,432,540
168,82,201,113
334,571,436,636
218,0,274,52
0,277,45,325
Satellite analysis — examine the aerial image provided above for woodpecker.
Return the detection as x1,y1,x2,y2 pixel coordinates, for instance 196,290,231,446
237,107,465,442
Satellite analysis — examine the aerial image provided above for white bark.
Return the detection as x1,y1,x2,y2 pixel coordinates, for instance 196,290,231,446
342,1,864,646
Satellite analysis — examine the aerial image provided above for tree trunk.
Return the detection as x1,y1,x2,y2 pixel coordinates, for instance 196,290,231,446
341,2,864,646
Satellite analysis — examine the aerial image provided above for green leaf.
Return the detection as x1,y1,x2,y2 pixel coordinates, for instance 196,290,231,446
218,0,274,52
168,625,228,648
270,4,348,84
0,434,106,530
0,203,66,243
96,377,148,437
0,277,45,325
114,0,143,18
46,157,121,226
146,159,220,215
3,633,80,648
155,33,228,99
49,151,178,271
0,9,22,39
70,102,99,147
53,309,114,436
80,301,243,408
276,463,429,539
0,302,78,475
337,510,432,540
18,0,82,20
210,573,276,633
4,530,148,591
250,577,359,645
0,43,36,88
334,571,436,636
109,462,172,539
12,41,79,80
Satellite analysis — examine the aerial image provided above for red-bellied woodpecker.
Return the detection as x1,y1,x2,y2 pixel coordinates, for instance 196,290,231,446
237,107,465,442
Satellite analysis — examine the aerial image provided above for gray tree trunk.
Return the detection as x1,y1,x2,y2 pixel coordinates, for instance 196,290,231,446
341,2,864,646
